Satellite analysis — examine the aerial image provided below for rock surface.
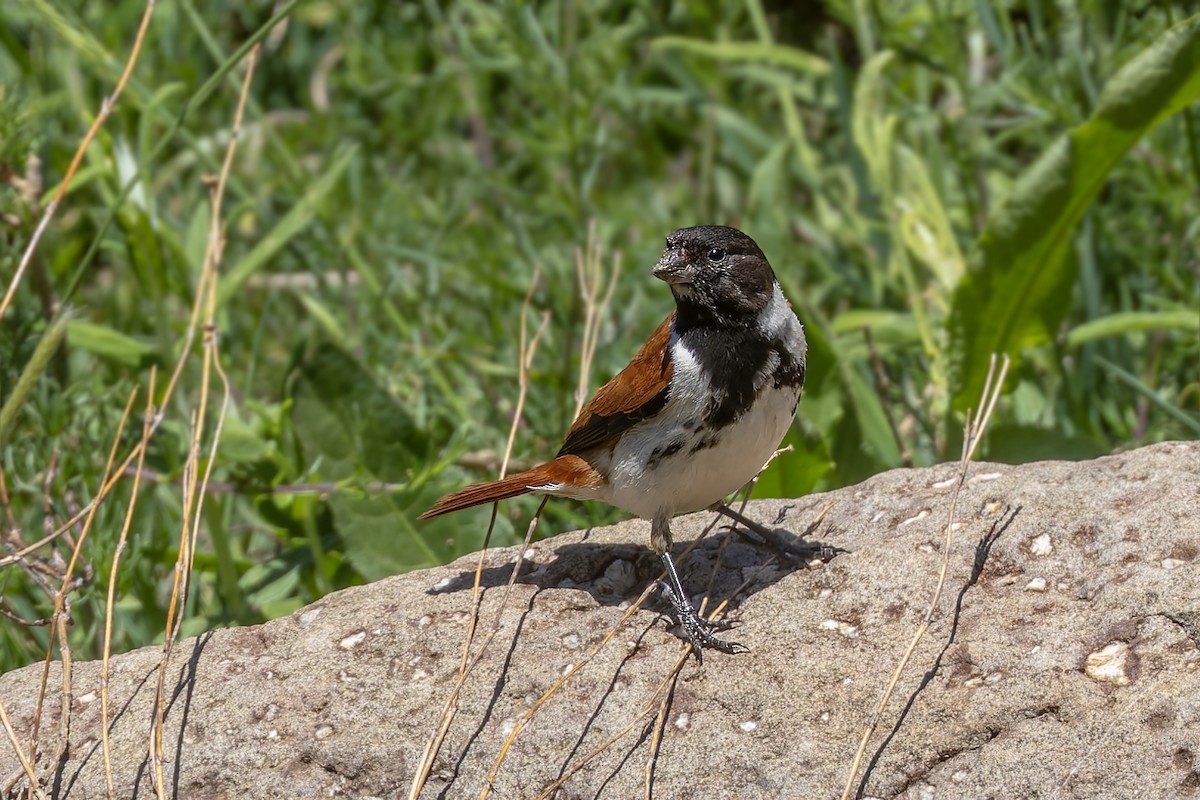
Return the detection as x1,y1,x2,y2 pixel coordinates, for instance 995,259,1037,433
2,442,1198,799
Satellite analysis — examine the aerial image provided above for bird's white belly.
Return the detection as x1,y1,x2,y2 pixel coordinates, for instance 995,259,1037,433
598,383,799,520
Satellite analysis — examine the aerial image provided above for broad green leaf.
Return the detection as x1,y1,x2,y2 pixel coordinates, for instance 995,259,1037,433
983,424,1106,464
66,319,156,367
290,342,462,578
1066,310,1199,347
218,145,358,303
949,16,1200,408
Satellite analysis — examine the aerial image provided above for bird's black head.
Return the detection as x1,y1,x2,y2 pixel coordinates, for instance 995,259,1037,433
653,226,777,330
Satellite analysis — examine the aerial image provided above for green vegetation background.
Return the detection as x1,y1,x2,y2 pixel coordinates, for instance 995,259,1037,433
1,1,1197,672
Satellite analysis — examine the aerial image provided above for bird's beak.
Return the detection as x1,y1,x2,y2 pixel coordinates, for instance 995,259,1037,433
652,247,692,284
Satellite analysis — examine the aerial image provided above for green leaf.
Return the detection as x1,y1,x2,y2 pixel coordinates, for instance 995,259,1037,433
1066,310,1199,347
0,313,69,451
218,145,358,303
983,424,1106,464
948,16,1200,408
66,319,156,367
651,36,830,76
290,342,450,578
1093,356,1200,436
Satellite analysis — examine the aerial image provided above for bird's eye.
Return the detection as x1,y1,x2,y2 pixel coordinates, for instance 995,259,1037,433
707,247,727,263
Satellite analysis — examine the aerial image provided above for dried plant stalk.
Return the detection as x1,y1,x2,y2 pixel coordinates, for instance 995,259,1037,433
0,0,158,324
838,354,1010,800
407,272,550,800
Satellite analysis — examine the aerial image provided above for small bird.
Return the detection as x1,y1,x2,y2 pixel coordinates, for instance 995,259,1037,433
420,226,807,659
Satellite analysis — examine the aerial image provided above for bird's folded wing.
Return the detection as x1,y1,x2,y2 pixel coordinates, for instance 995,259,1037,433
556,313,674,457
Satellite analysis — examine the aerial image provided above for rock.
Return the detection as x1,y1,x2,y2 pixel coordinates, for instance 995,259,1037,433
2,442,1198,798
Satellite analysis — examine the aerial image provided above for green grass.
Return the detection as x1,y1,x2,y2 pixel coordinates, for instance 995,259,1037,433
1,0,1197,672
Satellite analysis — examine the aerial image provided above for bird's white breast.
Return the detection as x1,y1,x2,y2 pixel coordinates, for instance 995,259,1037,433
597,300,803,520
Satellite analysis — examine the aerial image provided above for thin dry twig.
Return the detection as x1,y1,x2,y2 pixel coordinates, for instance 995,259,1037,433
101,368,156,799
0,0,158,324
148,43,257,800
529,573,758,800
0,690,41,799
503,515,767,800
26,386,139,787
643,675,673,800
573,221,620,420
839,354,1010,800
406,272,550,800
484,579,661,800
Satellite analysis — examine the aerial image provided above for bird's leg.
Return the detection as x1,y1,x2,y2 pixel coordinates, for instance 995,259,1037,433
713,502,839,563
651,511,748,662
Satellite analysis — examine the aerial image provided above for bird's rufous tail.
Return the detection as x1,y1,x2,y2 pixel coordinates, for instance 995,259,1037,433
418,454,604,519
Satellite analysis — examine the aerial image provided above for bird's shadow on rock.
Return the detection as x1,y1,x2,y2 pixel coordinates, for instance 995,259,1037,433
428,508,839,622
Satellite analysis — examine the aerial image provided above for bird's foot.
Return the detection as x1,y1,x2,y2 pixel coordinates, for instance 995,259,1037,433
658,580,748,663
714,502,844,564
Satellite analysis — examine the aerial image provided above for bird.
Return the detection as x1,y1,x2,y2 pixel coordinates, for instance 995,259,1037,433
420,225,807,660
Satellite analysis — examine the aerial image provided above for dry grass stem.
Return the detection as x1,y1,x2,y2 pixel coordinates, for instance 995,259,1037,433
484,579,660,800
839,354,1010,800
143,43,257,800
0,690,41,799
644,687,672,800
0,0,158,324
101,369,157,798
22,386,139,791
407,272,549,800
509,539,758,800
573,221,620,419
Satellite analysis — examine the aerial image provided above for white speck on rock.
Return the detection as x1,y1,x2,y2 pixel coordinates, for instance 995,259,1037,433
315,725,333,740
870,511,886,524
932,477,956,489
267,729,280,741
1030,533,1053,556
969,472,1002,484
1162,558,1184,570
418,615,432,628
299,608,322,626
818,588,833,599
675,713,690,731
78,692,96,704
952,770,968,782
820,619,839,630
412,669,429,682
339,631,366,650
561,633,580,650
1086,641,1134,686
500,718,517,736
739,720,758,732
561,663,575,677
900,509,930,526
1025,577,1047,592
432,576,451,591
985,672,1003,684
